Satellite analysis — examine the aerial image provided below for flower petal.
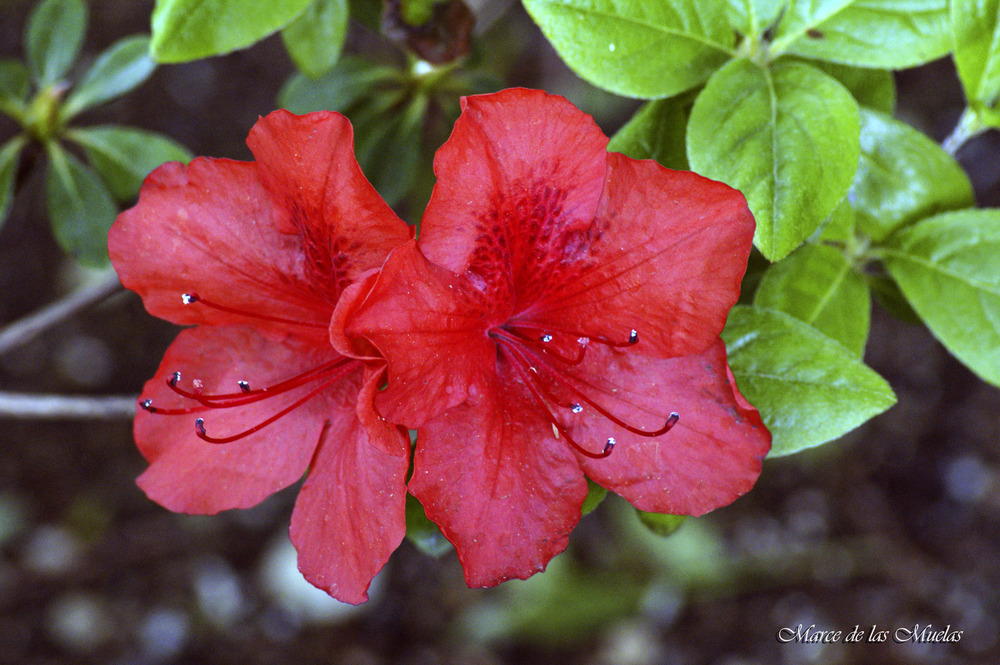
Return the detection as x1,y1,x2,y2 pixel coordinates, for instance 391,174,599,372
409,373,588,587
109,158,333,337
247,110,411,299
334,241,495,427
565,339,771,515
135,326,355,514
524,154,756,356
290,366,409,604
418,88,609,303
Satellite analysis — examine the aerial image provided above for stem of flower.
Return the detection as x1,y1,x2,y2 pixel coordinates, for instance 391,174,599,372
0,391,136,420
0,269,122,356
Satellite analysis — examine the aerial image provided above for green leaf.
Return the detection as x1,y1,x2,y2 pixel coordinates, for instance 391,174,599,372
867,273,922,323
581,478,608,515
61,36,156,120
607,95,690,170
808,61,896,113
0,137,26,230
883,210,1000,386
45,144,118,266
771,0,951,69
754,243,871,356
68,125,192,201
0,59,30,117
278,56,405,113
281,0,349,78
725,0,785,39
26,0,87,85
150,0,314,62
688,59,859,261
722,305,896,456
953,0,1000,109
850,109,974,242
635,510,687,537
354,95,426,206
404,493,452,557
522,0,736,98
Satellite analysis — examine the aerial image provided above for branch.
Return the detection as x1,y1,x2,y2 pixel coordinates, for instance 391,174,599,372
0,391,137,420
0,269,123,356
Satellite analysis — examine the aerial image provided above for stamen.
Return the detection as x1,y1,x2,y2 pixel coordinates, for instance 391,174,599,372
179,291,327,329
628,329,638,344
238,380,251,392
540,334,553,343
192,375,339,444
166,359,353,408
491,327,586,365
570,403,583,414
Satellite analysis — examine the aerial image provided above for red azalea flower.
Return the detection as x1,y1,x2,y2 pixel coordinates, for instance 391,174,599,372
332,89,772,586
108,110,412,604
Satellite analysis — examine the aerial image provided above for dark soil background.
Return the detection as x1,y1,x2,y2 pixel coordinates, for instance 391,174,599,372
1,1,999,664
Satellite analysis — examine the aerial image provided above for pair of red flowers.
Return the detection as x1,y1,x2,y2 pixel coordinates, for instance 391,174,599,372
109,89,770,604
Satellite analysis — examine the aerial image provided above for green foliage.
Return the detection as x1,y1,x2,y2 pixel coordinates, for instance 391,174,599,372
884,210,1000,387
0,60,30,117
522,0,736,99
754,243,871,357
607,95,690,170
851,109,974,241
45,145,118,267
580,478,608,515
770,0,951,68
404,493,452,557
281,0,350,78
61,36,156,120
26,0,86,86
688,59,859,261
635,510,688,537
150,0,313,62
723,306,896,456
0,138,25,230
953,0,1000,130
808,61,897,113
68,126,192,201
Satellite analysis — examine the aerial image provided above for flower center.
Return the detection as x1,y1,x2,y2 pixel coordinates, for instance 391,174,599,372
488,323,679,459
139,357,359,443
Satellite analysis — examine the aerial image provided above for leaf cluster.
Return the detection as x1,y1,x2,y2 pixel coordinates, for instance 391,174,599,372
1,0,191,266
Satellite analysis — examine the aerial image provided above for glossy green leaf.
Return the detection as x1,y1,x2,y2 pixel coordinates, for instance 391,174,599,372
61,36,156,119
68,125,192,201
884,210,1000,386
522,0,736,98
722,305,896,456
45,145,118,266
688,59,859,261
725,0,785,38
607,95,690,170
150,0,313,62
953,0,1000,109
281,0,349,78
808,60,896,113
850,109,974,241
754,243,870,356
0,60,30,117
0,138,25,230
26,0,87,85
635,510,687,537
404,493,452,557
278,56,405,113
867,273,922,324
771,0,951,68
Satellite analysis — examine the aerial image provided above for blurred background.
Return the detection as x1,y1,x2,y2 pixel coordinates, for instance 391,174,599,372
1,1,999,663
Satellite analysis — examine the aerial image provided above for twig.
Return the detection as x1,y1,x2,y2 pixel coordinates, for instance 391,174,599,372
0,391,137,420
0,269,123,356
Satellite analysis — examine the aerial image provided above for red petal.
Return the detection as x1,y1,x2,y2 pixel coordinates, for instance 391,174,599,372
135,326,354,514
418,89,609,298
568,339,771,515
524,154,755,356
335,241,496,427
109,158,332,337
409,373,588,587
247,110,411,298
290,367,409,604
